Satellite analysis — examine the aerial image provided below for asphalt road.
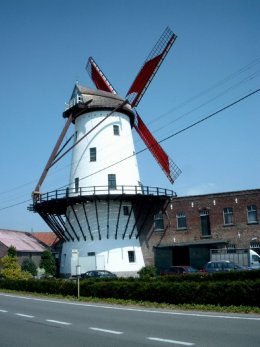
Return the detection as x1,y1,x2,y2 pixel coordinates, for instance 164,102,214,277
0,293,259,347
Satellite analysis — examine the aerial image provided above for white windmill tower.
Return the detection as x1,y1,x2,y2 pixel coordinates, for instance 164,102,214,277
31,27,181,277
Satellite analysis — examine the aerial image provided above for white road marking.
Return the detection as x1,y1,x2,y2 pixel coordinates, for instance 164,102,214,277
1,293,259,321
89,327,123,335
15,313,34,318
46,319,71,325
148,337,194,345
0,309,8,313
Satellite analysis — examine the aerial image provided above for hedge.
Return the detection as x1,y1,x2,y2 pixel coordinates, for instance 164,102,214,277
0,277,259,307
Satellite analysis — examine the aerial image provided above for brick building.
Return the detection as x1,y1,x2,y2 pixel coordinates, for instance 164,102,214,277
140,189,260,271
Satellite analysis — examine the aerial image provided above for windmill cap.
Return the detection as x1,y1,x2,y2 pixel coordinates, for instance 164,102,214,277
63,84,135,126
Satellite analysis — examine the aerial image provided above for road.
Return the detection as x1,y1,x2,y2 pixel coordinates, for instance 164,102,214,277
0,293,259,346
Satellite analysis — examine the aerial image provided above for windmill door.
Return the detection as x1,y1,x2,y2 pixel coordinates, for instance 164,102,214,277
96,255,105,270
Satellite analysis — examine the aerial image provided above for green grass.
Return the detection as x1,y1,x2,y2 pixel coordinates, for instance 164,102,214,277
1,288,259,314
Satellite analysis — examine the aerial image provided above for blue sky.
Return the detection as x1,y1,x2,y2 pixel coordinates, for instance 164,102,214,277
0,0,259,232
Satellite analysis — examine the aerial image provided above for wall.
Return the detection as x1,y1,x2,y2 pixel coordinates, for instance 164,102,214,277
140,189,260,268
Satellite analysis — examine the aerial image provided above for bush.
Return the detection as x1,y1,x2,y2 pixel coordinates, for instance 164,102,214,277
138,266,157,279
0,254,32,280
22,259,37,277
40,251,56,276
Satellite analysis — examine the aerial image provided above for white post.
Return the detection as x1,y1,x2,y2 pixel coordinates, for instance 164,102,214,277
76,265,81,299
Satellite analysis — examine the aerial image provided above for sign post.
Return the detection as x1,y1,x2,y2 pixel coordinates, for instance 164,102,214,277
76,265,81,299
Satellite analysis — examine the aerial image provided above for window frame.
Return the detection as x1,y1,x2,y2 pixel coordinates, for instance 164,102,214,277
75,177,79,193
113,125,120,136
200,209,211,237
108,174,117,190
223,207,234,226
123,205,130,216
89,147,97,162
176,211,187,230
128,250,136,263
247,205,258,224
154,213,164,231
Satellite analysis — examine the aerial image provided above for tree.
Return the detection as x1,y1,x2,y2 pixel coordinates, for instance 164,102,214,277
137,265,157,279
1,247,32,280
21,259,37,276
40,251,56,277
7,245,17,257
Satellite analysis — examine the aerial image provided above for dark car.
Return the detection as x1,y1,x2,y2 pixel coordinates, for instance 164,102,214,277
203,260,244,272
161,266,198,275
81,270,117,279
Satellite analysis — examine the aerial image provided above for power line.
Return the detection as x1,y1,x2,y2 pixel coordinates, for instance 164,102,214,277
0,199,31,211
62,87,260,188
1,87,259,212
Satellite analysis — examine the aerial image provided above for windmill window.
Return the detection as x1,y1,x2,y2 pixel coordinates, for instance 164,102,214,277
108,174,117,190
90,147,97,162
128,250,135,263
247,205,258,224
113,125,120,135
176,212,187,230
75,177,79,193
223,207,234,225
154,213,164,231
123,206,130,216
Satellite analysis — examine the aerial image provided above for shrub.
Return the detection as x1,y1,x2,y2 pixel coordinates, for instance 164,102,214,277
7,246,17,257
138,266,157,279
40,251,56,276
22,259,37,276
1,255,32,280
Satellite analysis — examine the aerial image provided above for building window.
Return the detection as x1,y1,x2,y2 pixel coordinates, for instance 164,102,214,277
128,250,135,263
75,177,79,193
108,174,117,189
88,252,95,256
247,205,258,224
123,206,130,216
223,207,234,225
176,212,187,230
113,125,120,135
90,147,96,162
200,209,211,237
154,213,164,231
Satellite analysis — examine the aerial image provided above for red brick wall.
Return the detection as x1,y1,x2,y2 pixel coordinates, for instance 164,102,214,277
140,189,260,266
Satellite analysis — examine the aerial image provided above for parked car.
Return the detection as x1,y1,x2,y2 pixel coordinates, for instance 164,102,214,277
161,266,198,275
203,260,246,272
81,270,117,279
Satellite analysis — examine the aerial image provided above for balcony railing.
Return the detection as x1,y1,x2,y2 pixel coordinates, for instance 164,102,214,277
33,185,176,203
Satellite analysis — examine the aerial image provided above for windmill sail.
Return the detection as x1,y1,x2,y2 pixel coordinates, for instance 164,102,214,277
86,57,117,94
134,112,181,183
86,28,181,184
126,27,177,108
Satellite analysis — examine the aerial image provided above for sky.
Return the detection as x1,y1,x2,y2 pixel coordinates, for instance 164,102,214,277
0,0,259,232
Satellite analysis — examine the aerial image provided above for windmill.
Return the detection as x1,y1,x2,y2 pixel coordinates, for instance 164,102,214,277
30,27,181,277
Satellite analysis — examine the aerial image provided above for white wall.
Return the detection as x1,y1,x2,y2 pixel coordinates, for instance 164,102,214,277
69,111,141,190
60,238,145,276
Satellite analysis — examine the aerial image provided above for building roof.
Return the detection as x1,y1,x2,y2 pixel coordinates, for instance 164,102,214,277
0,229,46,252
31,232,60,247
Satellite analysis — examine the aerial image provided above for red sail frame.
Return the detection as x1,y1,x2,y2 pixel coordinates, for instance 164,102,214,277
86,57,117,94
134,112,181,183
126,27,177,107
86,28,181,184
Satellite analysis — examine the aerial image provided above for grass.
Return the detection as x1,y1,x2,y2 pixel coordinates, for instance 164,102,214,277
1,288,259,314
